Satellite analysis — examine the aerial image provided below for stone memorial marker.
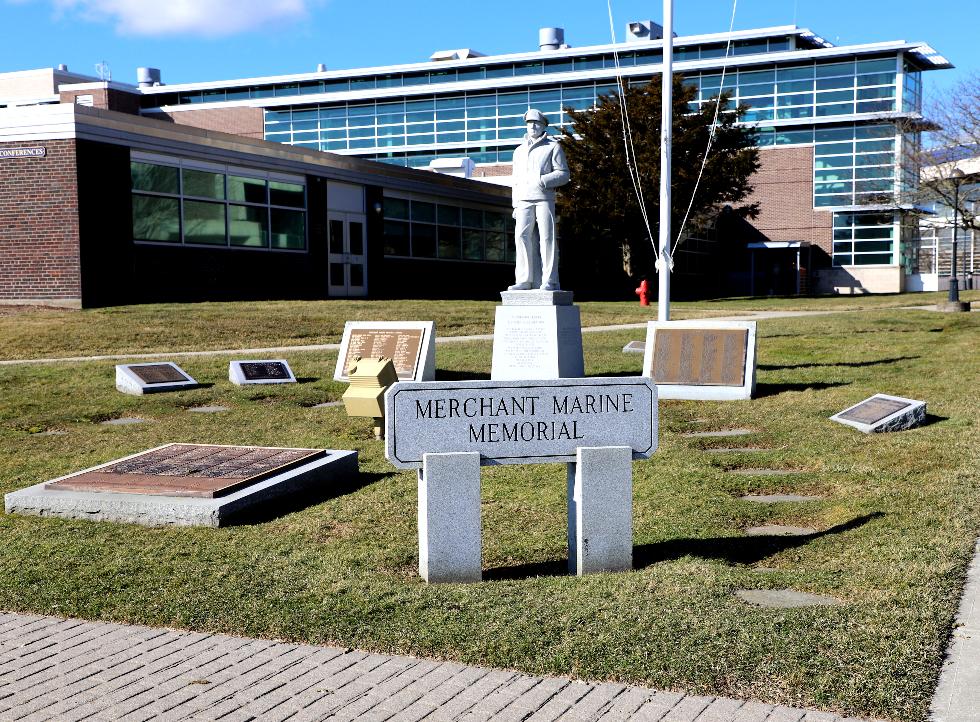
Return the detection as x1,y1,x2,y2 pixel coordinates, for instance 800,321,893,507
229,360,296,385
622,340,645,354
830,393,926,433
5,443,358,527
642,320,757,400
490,290,584,380
385,377,658,582
333,321,434,382
116,362,198,395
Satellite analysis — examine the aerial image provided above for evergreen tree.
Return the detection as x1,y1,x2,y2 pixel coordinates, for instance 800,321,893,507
557,75,760,293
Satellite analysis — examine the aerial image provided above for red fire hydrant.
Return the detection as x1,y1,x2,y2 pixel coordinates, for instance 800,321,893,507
635,278,650,306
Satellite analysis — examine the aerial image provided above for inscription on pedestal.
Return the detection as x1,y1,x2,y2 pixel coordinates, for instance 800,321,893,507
496,312,550,373
653,328,748,386
47,444,325,498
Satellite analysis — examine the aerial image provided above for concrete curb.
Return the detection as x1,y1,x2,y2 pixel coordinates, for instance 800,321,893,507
930,537,980,722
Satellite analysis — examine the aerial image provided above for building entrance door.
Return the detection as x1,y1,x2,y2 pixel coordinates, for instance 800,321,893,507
328,212,367,297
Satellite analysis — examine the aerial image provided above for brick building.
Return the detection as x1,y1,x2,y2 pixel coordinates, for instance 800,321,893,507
0,22,952,305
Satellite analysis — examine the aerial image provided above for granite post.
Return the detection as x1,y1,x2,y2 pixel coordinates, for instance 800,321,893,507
568,446,633,575
418,451,482,583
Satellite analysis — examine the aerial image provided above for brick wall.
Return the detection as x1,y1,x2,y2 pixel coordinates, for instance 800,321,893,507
0,139,81,306
145,107,265,139
740,145,833,255
59,88,142,115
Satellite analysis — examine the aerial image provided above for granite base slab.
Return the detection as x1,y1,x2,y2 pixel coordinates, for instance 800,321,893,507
500,290,573,306
5,450,358,527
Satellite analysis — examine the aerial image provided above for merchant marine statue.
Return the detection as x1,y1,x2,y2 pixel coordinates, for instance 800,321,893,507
508,108,571,291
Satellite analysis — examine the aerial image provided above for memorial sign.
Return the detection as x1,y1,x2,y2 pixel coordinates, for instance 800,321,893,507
333,321,435,382
642,320,757,400
384,377,657,468
6,444,359,527
116,362,198,395
622,340,645,354
830,393,926,433
229,360,296,385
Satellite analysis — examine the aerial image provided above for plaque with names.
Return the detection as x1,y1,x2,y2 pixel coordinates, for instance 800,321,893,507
652,328,748,386
838,397,910,425
47,444,326,498
334,321,435,382
229,359,296,385
131,364,190,384
641,321,757,400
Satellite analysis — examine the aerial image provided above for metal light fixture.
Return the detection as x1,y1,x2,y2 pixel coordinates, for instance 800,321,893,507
949,167,966,304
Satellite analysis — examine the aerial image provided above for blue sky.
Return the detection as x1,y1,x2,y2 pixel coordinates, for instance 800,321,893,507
1,0,974,97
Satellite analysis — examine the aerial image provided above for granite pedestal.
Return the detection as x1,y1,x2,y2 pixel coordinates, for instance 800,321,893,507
490,290,584,380
418,452,482,583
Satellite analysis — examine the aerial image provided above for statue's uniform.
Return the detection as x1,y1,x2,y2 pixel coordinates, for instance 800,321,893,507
511,133,570,290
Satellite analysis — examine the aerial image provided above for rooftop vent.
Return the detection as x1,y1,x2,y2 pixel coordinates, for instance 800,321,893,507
430,48,486,62
136,67,162,88
539,27,567,51
56,64,69,72
316,63,327,72
625,20,664,42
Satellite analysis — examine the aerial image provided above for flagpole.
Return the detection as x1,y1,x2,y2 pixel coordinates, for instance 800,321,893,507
658,0,673,321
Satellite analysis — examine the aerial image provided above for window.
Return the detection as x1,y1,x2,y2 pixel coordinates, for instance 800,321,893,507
383,195,511,263
130,156,306,251
813,124,896,208
832,212,896,265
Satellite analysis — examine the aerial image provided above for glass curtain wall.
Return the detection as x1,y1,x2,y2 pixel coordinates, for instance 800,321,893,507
131,156,307,250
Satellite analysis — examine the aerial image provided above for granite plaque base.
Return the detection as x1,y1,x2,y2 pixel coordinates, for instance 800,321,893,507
490,291,584,380
5,444,358,527
830,393,926,433
115,362,198,395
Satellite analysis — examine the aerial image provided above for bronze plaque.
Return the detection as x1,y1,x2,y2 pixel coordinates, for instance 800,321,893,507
48,444,325,498
343,328,424,380
241,362,289,381
838,397,910,425
130,364,190,385
653,328,748,386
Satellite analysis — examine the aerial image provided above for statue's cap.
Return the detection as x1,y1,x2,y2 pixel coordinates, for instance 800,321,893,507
523,108,549,126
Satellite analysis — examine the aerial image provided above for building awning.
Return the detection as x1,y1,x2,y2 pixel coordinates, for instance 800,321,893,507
746,241,805,249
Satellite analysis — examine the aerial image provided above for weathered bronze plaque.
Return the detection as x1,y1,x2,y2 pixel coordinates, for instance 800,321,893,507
343,328,424,380
48,444,325,498
241,362,289,381
130,364,190,385
653,328,748,386
838,397,910,425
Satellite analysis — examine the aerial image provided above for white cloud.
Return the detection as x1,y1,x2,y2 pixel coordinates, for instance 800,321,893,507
45,0,311,36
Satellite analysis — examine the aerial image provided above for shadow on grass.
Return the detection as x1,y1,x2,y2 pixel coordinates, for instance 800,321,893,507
436,369,491,381
753,381,850,398
484,513,884,580
920,413,949,428
226,470,395,526
295,377,319,384
632,512,884,567
758,356,920,371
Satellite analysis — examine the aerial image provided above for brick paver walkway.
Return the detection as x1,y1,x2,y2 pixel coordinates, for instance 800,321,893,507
0,611,874,722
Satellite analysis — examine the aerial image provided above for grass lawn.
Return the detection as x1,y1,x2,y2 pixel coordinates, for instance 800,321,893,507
0,299,978,721
1,289,977,361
